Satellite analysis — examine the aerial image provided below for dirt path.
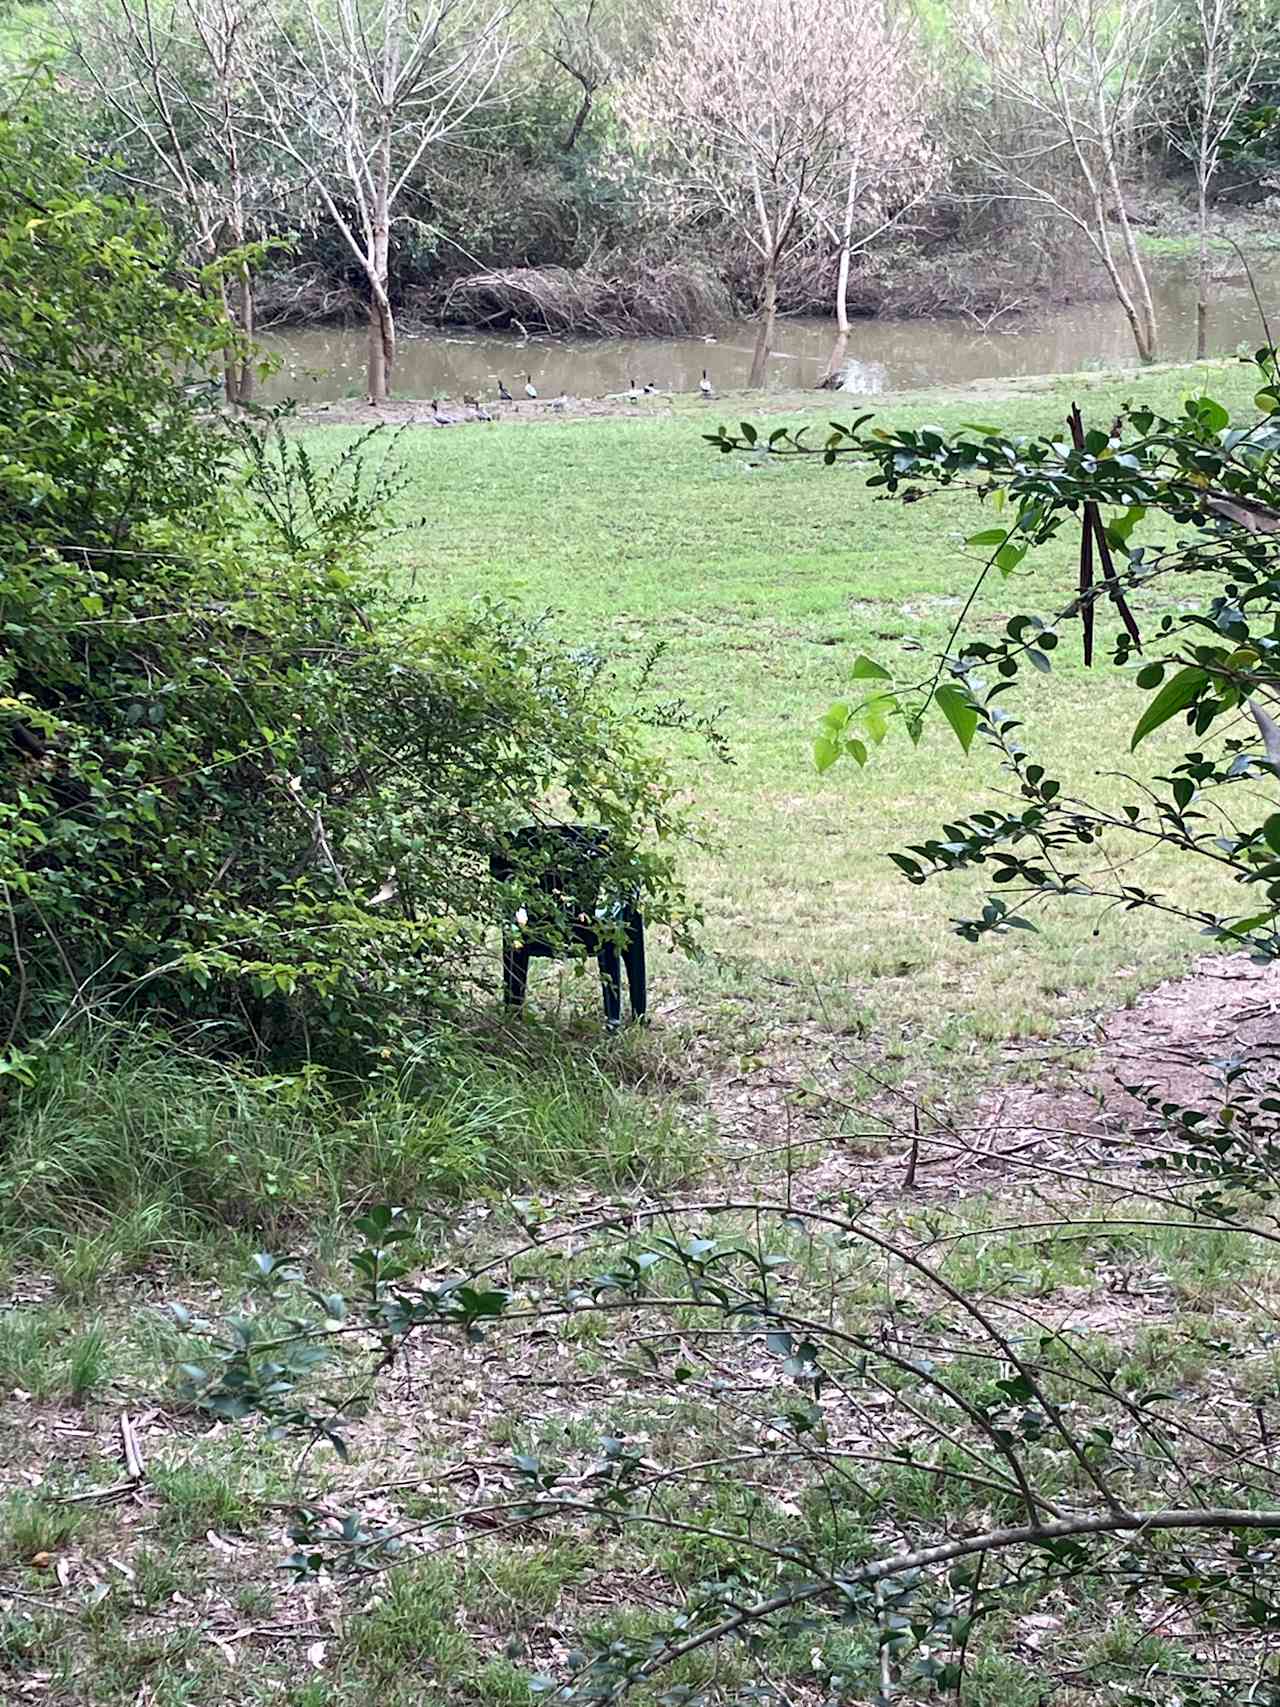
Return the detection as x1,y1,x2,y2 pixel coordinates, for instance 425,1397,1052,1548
975,950,1280,1169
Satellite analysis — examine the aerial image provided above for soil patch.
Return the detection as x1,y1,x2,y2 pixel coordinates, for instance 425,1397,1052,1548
976,950,1280,1170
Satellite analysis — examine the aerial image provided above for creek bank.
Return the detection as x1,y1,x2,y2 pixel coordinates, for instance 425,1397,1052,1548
293,355,1246,430
255,238,1104,341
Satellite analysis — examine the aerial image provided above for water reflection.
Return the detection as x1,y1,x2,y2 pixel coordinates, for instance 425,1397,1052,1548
256,255,1280,405
833,357,889,394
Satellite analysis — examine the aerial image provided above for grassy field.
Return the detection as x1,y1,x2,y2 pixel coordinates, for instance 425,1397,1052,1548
2,357,1277,1707
357,359,1262,1078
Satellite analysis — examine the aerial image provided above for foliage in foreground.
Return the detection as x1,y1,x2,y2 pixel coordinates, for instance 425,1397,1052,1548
712,352,1280,966
169,1091,1280,1706
0,120,700,1071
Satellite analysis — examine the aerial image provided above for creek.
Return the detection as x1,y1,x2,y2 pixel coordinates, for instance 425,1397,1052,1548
257,253,1280,406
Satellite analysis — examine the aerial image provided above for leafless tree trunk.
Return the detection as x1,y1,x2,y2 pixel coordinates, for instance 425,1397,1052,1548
543,0,625,155
633,0,926,394
246,0,509,404
1156,0,1266,358
957,0,1171,365
60,0,263,404
819,53,940,388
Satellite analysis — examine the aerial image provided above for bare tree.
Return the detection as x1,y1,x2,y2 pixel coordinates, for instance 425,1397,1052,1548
246,0,510,404
815,4,940,385
957,0,1172,364
634,0,915,389
1156,0,1267,357
60,0,264,403
542,0,620,155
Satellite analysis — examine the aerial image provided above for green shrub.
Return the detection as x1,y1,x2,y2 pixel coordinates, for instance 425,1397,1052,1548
0,119,699,1072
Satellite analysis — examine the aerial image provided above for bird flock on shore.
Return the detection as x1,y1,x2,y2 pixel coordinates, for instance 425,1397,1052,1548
419,367,717,427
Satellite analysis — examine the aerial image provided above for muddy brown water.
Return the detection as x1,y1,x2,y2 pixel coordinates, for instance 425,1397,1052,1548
257,255,1280,406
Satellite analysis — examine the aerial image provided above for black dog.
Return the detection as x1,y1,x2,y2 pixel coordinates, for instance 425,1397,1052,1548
489,825,646,1029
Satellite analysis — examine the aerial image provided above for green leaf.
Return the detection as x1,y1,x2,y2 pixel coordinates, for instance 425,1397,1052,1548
995,541,1028,574
851,655,892,681
966,528,1008,547
847,738,868,767
934,684,979,754
814,734,840,773
1130,667,1209,751
1135,662,1165,689
1231,910,1277,935
859,693,894,745
1263,815,1280,856
1106,505,1146,546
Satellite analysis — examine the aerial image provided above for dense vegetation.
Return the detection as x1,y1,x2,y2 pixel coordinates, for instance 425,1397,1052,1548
0,118,699,1076
8,24,1280,1703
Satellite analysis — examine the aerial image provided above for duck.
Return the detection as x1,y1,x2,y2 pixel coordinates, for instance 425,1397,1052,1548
699,369,713,397
463,392,480,409
643,381,657,396
497,378,512,402
430,398,459,426
525,374,538,399
626,377,639,402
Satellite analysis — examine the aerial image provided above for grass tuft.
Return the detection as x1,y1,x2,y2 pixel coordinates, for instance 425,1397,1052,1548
0,1022,701,1261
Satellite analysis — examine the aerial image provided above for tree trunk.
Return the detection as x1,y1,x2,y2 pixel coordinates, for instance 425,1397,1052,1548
1083,165,1155,367
562,82,592,152
218,272,238,408
749,266,777,389
1196,174,1209,360
222,261,255,406
820,331,849,390
367,287,395,403
367,192,394,402
824,157,858,385
1104,156,1158,363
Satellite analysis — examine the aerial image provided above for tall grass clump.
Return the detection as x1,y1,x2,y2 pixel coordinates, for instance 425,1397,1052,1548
0,1026,702,1261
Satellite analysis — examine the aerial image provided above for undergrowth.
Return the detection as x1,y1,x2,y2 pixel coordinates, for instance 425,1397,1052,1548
0,1022,701,1269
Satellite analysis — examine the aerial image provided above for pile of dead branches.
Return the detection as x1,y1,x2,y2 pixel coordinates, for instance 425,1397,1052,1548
422,258,730,337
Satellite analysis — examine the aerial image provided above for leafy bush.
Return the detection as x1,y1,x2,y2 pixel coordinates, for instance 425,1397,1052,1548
0,120,700,1071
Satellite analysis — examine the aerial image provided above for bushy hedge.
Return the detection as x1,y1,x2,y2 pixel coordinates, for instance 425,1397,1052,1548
0,121,699,1071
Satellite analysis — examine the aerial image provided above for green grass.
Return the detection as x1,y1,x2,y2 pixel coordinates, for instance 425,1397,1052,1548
0,1491,92,1565
1137,228,1280,259
0,1018,700,1254
298,359,1266,1092
1,362,1274,1707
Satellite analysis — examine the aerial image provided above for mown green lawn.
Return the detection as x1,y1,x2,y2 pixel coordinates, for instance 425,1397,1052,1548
309,358,1264,1086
